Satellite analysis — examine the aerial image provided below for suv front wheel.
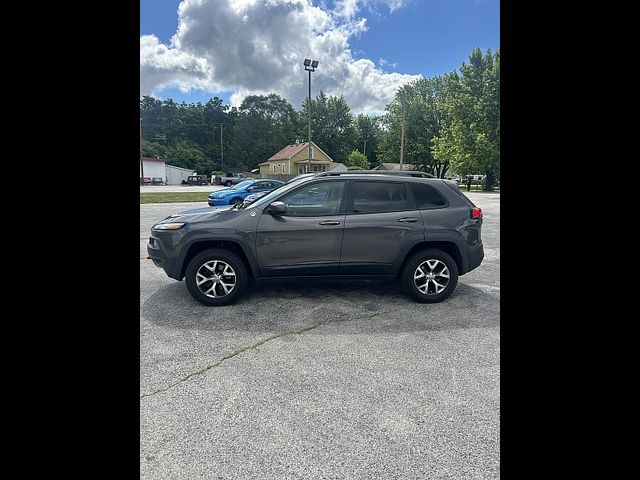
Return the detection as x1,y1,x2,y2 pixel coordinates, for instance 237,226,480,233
401,248,459,303
185,248,248,306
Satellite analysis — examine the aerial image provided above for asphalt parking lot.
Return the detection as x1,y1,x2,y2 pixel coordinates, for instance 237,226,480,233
140,192,500,479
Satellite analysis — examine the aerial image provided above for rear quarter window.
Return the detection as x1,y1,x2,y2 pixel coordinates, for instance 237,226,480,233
410,183,447,209
441,180,476,207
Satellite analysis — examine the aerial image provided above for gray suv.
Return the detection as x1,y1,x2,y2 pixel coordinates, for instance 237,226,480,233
147,172,484,306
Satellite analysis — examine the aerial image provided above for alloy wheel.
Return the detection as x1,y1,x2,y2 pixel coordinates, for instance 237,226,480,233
414,259,450,295
196,260,237,298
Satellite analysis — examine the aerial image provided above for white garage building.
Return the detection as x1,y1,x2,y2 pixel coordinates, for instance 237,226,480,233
140,157,196,185
166,164,196,185
140,157,166,180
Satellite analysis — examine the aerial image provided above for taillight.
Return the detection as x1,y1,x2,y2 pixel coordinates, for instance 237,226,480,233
471,207,483,219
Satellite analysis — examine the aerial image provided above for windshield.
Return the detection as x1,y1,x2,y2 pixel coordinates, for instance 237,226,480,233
239,175,314,210
231,180,253,190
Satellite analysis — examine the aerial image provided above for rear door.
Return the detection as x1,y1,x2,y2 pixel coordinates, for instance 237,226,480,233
339,180,424,274
256,180,348,276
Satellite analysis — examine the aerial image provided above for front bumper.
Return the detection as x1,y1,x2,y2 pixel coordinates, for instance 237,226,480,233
147,235,183,280
208,198,229,206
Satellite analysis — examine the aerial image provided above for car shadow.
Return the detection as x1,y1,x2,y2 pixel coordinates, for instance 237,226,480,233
142,277,499,334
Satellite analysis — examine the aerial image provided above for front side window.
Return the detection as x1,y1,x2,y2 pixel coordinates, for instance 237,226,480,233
352,181,411,213
280,181,346,216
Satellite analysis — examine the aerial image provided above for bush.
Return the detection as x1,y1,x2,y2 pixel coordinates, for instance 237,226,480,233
346,150,369,170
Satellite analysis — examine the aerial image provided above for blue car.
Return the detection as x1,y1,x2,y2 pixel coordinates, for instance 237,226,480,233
208,179,284,206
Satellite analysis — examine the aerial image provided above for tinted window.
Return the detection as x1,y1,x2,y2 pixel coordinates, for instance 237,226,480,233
280,181,345,216
352,182,410,213
410,183,447,209
233,180,253,189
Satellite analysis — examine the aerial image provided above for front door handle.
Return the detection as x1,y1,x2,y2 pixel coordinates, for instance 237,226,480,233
319,220,341,225
397,217,418,223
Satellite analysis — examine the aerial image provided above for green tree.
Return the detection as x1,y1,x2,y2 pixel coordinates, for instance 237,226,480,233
140,95,238,171
141,140,166,159
166,139,207,171
346,150,369,169
299,91,356,162
353,114,381,166
377,77,450,177
432,48,500,190
232,94,299,171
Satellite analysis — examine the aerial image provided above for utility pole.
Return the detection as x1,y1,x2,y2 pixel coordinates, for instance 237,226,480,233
140,118,144,185
214,123,224,172
399,112,405,170
363,139,367,157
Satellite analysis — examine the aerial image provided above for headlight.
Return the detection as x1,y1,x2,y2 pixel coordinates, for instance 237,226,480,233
216,194,227,199
153,223,185,231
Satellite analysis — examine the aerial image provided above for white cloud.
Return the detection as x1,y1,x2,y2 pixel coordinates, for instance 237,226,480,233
378,57,398,70
140,0,419,114
382,0,410,13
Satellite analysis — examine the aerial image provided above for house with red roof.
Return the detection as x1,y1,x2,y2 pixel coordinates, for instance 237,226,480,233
259,141,341,177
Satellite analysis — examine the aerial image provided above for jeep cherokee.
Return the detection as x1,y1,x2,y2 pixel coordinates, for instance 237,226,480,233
147,172,484,306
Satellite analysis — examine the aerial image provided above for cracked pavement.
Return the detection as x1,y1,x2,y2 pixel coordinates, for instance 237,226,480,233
140,192,500,479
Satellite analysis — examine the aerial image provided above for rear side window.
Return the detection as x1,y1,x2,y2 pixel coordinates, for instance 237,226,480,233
410,183,447,209
352,182,411,213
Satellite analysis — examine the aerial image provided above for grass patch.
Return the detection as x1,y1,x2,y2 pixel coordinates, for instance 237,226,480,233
140,192,210,204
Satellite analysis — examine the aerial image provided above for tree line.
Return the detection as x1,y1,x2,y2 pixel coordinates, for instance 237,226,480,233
141,47,499,190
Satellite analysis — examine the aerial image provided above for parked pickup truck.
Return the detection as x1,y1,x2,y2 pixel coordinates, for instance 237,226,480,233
219,172,248,187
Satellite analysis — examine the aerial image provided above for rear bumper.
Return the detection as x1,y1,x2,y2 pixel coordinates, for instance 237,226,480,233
464,242,484,274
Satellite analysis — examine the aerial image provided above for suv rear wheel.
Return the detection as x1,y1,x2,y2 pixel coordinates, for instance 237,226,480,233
185,248,248,306
401,248,459,303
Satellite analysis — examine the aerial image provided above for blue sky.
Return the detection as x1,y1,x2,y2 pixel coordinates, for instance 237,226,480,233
140,0,499,112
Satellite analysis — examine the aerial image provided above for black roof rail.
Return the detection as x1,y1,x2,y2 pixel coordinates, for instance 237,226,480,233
316,170,436,178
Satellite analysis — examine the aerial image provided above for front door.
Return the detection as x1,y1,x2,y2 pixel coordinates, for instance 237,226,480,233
256,180,347,276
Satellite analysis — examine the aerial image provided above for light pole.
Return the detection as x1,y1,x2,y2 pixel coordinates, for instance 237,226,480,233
304,58,318,173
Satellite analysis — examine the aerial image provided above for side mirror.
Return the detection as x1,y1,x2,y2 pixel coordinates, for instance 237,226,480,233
266,201,287,215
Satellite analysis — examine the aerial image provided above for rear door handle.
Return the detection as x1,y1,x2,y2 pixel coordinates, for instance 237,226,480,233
319,220,341,225
397,217,418,223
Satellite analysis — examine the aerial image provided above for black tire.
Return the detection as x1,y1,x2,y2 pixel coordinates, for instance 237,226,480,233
185,248,249,306
230,197,242,206
401,248,459,303
225,180,232,187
